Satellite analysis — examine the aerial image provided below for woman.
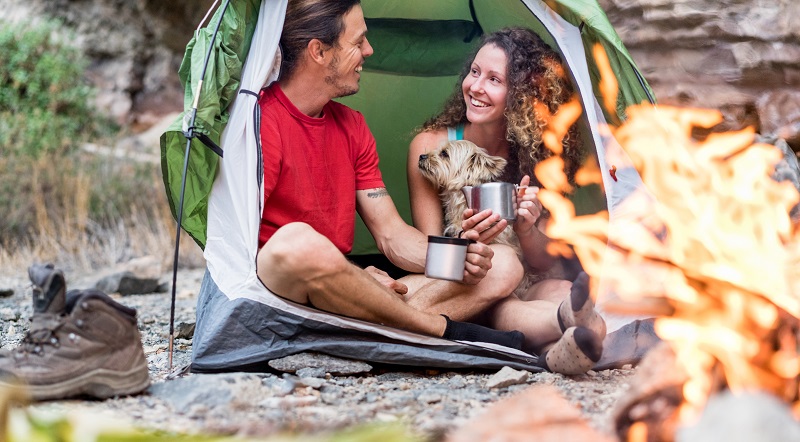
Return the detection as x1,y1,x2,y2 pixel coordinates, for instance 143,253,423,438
407,27,605,374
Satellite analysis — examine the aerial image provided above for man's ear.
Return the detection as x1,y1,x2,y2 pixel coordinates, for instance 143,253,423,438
307,39,329,65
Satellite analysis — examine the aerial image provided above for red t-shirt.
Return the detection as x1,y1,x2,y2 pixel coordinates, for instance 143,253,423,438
257,83,385,253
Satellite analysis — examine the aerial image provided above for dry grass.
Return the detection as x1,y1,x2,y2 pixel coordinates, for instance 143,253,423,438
0,206,205,279
0,153,205,278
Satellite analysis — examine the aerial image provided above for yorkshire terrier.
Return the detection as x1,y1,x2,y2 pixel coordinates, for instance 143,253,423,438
417,140,538,294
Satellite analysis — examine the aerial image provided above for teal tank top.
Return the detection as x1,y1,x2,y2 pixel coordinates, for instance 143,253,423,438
447,124,465,141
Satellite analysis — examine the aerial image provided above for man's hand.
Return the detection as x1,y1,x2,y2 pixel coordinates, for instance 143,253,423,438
460,229,494,285
512,175,543,238
364,266,408,298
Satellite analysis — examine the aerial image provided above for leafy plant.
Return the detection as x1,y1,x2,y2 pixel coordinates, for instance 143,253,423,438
0,18,174,269
0,19,111,158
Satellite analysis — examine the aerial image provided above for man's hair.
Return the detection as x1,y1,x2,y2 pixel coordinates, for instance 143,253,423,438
280,0,362,80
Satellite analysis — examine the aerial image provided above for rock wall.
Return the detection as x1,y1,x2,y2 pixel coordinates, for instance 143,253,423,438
3,0,799,148
2,0,214,129
600,0,800,148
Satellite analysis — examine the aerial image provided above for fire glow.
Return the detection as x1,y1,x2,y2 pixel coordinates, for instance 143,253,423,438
536,44,800,433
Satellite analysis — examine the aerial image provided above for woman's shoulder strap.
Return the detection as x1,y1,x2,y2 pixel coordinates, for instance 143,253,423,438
447,124,465,141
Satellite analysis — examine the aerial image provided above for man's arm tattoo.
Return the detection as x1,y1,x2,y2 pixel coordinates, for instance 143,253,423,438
367,188,389,199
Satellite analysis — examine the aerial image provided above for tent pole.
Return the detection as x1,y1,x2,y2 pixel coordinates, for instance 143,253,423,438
632,66,656,105
169,0,233,372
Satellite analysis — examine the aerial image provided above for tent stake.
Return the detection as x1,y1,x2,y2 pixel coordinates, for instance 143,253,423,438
169,0,233,372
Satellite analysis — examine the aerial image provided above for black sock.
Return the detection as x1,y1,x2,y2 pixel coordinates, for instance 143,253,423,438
441,315,525,350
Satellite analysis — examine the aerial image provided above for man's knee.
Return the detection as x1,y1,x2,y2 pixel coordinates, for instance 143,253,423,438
258,222,346,278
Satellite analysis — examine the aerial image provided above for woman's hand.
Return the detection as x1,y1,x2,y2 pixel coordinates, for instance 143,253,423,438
365,266,408,298
513,175,543,238
460,208,508,244
460,229,494,285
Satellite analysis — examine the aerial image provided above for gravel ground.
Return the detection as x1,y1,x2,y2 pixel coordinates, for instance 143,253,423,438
0,267,635,440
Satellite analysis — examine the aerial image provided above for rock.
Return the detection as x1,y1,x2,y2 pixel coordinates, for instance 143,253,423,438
446,385,615,442
258,396,318,408
0,289,13,298
95,271,160,295
448,375,467,389
297,377,325,389
267,352,372,375
757,90,800,151
601,0,800,142
122,255,164,280
173,321,195,340
261,375,296,397
485,366,530,389
296,367,327,379
148,373,262,414
417,391,444,404
593,318,661,371
612,343,686,442
0,308,20,321
677,391,800,442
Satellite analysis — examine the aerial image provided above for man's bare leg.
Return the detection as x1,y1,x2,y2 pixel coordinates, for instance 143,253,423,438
256,223,524,348
401,244,523,321
258,223,444,335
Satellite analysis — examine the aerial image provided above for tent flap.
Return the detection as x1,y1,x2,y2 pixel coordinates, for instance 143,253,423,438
160,0,261,249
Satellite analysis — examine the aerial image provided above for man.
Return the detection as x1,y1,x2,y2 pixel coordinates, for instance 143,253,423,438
255,0,525,347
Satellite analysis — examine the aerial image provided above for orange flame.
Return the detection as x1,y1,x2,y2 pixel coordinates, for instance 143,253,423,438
593,43,620,126
537,43,800,427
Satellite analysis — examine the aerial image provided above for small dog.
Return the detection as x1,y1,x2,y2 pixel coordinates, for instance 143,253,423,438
417,140,512,242
418,140,540,294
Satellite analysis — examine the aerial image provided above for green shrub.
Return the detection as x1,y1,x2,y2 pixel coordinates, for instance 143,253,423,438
0,19,109,157
0,19,167,252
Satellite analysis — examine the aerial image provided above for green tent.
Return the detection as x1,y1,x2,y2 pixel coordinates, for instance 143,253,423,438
161,0,654,255
162,0,656,372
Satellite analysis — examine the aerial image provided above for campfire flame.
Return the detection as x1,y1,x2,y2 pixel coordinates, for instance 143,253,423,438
536,43,800,433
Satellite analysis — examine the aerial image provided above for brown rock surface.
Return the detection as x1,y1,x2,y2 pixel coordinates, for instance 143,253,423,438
446,384,616,442
5,0,799,151
600,0,800,149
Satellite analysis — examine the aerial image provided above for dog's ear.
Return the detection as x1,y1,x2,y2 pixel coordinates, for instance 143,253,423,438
475,152,507,180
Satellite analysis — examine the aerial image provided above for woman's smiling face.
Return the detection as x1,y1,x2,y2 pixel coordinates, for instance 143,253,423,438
462,43,509,126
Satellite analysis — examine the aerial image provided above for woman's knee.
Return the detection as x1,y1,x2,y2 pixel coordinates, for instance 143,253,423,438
480,244,524,301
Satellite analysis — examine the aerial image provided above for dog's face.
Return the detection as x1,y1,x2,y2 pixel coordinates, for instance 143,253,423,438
418,140,507,191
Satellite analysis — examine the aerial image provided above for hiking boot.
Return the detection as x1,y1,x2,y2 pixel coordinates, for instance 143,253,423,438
0,263,150,400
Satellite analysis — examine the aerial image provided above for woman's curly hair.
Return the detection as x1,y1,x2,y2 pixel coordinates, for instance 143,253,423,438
422,27,583,187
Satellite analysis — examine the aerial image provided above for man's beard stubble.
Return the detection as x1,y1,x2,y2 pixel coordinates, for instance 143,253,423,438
325,55,359,98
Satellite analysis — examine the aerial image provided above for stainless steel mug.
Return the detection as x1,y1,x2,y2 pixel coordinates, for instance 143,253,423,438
461,182,516,222
425,235,473,281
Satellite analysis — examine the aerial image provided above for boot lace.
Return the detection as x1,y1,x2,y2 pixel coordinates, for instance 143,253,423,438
17,319,66,356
